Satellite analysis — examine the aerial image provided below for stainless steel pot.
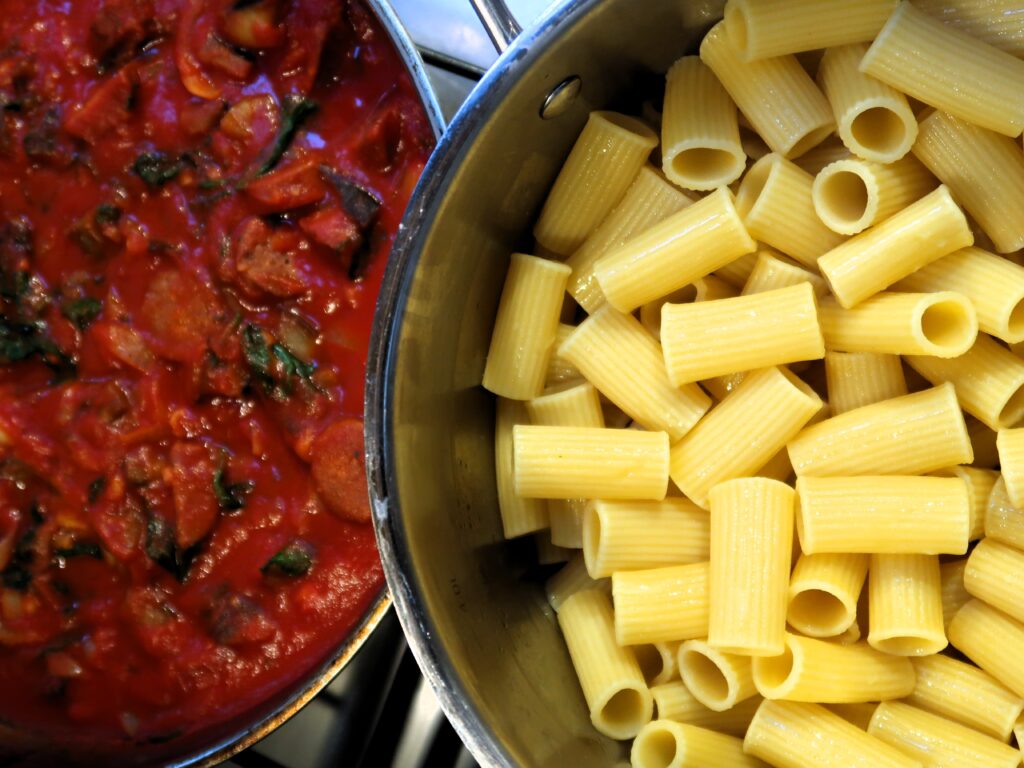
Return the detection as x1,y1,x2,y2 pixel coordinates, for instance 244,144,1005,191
369,1,725,765
0,3,442,766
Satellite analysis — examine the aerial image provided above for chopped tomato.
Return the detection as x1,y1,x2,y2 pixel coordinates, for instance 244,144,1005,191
168,441,219,550
244,156,329,212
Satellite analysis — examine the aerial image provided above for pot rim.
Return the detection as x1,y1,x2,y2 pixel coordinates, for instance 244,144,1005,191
367,1,600,766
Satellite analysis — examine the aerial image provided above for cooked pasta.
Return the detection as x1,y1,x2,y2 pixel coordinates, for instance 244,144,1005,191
741,249,828,297
949,599,1024,698
823,351,906,415
986,476,1024,551
787,553,868,638
546,553,607,613
938,559,970,631
914,0,1024,56
613,562,710,646
651,683,762,736
631,720,764,768
494,398,548,538
930,466,996,541
867,554,947,656
997,427,1024,509
963,537,1024,625
678,640,758,712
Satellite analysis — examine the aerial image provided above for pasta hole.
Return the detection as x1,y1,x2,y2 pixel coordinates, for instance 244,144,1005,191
920,299,973,351
1008,299,1024,338
600,687,645,728
672,148,739,184
725,3,748,51
999,385,1024,427
756,643,794,690
682,650,729,704
873,636,934,655
850,107,907,155
635,727,678,768
789,125,836,160
634,644,664,685
819,170,869,224
789,589,850,635
736,157,773,217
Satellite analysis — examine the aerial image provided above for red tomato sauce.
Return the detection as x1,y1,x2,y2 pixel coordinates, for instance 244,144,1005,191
0,0,432,743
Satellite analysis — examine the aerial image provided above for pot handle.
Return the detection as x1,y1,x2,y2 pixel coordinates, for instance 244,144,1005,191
469,0,523,53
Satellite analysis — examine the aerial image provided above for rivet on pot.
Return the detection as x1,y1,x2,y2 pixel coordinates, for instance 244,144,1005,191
540,76,582,119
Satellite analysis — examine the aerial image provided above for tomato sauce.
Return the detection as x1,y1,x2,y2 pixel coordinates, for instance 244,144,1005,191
0,0,432,743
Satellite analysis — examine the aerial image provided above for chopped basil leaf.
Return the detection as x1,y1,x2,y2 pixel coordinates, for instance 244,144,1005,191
93,203,122,227
53,541,102,560
261,541,314,577
61,297,102,329
133,152,183,186
270,342,314,395
260,96,317,174
145,515,197,582
213,467,253,512
241,323,273,392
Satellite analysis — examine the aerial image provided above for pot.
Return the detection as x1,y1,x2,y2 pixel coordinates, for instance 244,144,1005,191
368,0,725,765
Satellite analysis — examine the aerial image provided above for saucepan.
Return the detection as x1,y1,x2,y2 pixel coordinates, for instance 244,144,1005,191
368,0,727,765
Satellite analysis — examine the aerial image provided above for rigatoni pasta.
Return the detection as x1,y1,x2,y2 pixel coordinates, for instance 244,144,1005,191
494,398,548,538
612,562,710,645
930,466,996,541
949,599,1024,698
823,351,907,415
741,249,828,297
997,428,1024,509
631,720,765,768
678,640,758,712
787,553,868,638
938,559,970,631
913,0,1024,56
546,553,606,613
651,682,763,736
963,538,1024,625
867,554,947,656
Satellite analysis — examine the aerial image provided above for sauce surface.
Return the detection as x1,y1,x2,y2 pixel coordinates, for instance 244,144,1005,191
0,0,431,742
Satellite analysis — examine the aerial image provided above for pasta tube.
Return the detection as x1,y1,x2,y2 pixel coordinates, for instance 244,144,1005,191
796,476,969,555
868,701,1020,768
938,559,969,632
593,187,755,313
661,57,745,191
950,599,1024,698
662,284,824,385
906,333,1024,430
631,720,764,768
735,154,844,268
817,43,918,164
634,642,680,687
930,466,997,541
827,703,878,731
998,428,1024,509
546,553,606,613
986,475,1024,551
740,249,828,297
967,416,999,468
714,252,758,289
558,306,710,441
787,384,972,478
651,682,762,736
482,254,572,400
513,425,669,500
534,111,657,255
912,110,1024,253
613,562,710,646
566,165,694,313
545,324,582,387
818,185,973,308
526,381,603,428
752,634,914,702
906,654,1024,741
964,538,1024,625
868,554,947,656
670,366,821,508
639,285,696,342
744,700,921,768
495,398,548,538
558,588,653,739
860,1,1024,138
583,498,709,578
794,135,850,176
823,351,906,415
787,553,868,638
723,0,896,60
914,0,1024,56
812,156,936,235
700,22,834,159
678,640,757,712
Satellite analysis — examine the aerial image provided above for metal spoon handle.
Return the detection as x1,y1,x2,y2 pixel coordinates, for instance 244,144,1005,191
468,0,523,53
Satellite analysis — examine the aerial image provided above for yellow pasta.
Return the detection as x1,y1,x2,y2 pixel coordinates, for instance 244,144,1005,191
938,559,970,631
714,251,759,289
912,110,1024,254
651,683,762,736
546,553,606,613
752,634,914,702
826,703,878,731
818,185,973,308
495,398,548,538
744,700,921,768
640,285,696,342
735,154,845,268
661,56,745,191
906,333,1024,430
914,0,1024,56
817,43,918,164
662,284,823,385
723,0,896,60
593,187,755,313
817,292,977,358
896,247,1024,344
930,466,997,541
708,478,793,656
950,599,1024,698
482,254,572,400
740,249,828,297
787,553,868,638
513,425,669,500
868,554,947,656
794,135,851,176
967,416,1000,468
613,562,710,646
678,640,757,712
906,654,1024,741
558,588,654,739
787,384,972,478
670,367,821,508
566,165,695,314
986,475,1024,551
534,111,658,255
700,21,834,159
583,498,709,578
812,156,937,235
868,701,1021,768
558,306,711,441
631,720,766,768
634,642,681,687
545,323,582,387
860,1,1024,138
526,381,603,428
964,538,1024,626
823,351,907,415
795,476,969,555
998,428,1024,509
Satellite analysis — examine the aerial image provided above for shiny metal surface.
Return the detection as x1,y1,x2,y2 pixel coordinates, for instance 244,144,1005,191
0,2,442,766
369,0,726,766
469,0,524,53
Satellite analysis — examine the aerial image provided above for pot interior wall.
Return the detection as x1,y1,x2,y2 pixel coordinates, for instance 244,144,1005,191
381,1,727,765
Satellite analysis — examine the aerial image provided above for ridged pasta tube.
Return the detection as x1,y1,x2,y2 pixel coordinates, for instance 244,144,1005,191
787,553,868,638
950,599,1024,698
868,554,947,656
546,553,606,613
650,682,762,736
938,559,969,631
964,538,1024,625
631,720,765,768
678,640,758,712
613,562,710,645
999,428,1024,508
930,466,996,541
494,398,548,538
741,249,828,297
823,351,906,416
914,0,1024,56
986,475,1024,551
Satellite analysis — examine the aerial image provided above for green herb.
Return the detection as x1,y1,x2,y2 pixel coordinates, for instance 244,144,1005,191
261,541,314,577
133,152,183,186
241,323,319,400
241,323,273,391
145,515,197,582
87,477,105,503
61,297,102,329
93,203,122,228
0,317,73,381
213,467,253,512
270,342,315,394
53,541,102,560
260,96,317,174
